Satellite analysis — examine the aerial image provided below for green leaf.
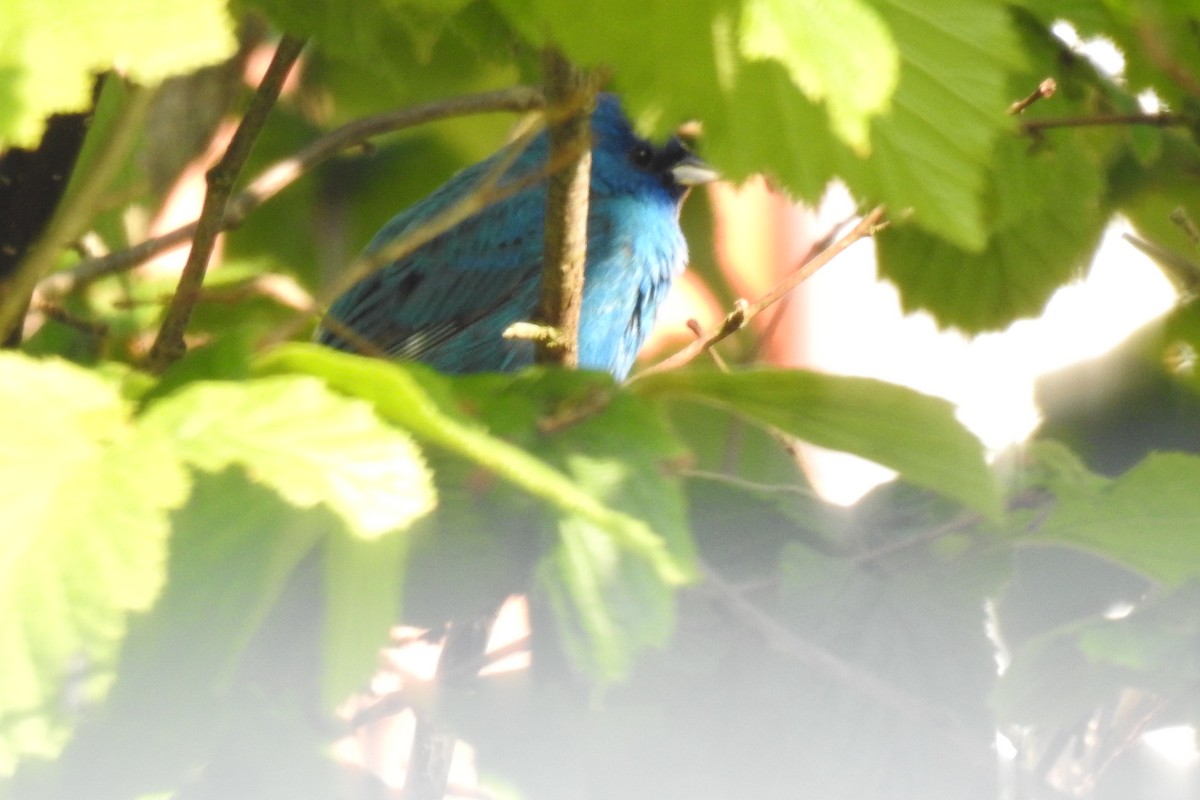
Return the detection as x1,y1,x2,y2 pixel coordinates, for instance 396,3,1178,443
1036,452,1200,584
0,0,236,146
774,542,1003,798
993,625,1129,729
996,566,1200,734
634,368,1001,519
492,0,1020,249
322,528,407,707
454,369,694,680
240,0,519,120
844,0,1022,250
739,0,898,153
1015,0,1200,111
0,354,188,775
27,470,330,799
878,129,1107,331
139,375,435,540
256,344,692,585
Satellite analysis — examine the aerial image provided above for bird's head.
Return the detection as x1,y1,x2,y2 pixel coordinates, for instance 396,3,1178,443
589,94,719,203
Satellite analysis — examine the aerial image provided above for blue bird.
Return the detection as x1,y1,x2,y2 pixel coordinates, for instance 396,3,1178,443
316,94,716,379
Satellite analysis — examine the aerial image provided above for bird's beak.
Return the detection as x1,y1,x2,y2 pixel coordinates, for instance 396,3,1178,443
671,152,720,186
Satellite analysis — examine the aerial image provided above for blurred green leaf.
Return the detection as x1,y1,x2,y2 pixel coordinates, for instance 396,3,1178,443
739,0,898,153
634,368,1001,519
492,0,1020,250
773,542,1003,798
844,0,1022,250
256,344,692,584
993,624,1130,728
1014,0,1200,110
0,0,235,146
20,470,331,799
455,368,694,679
878,132,1106,331
139,374,435,539
322,528,407,707
1036,452,1200,584
0,354,188,775
241,0,520,120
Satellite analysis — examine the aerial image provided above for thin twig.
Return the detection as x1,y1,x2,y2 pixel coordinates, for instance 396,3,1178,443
848,511,982,565
145,34,307,373
0,83,153,342
39,86,546,298
1007,77,1057,115
747,212,856,362
347,634,530,733
1020,111,1187,134
632,205,886,380
32,302,109,339
536,47,596,366
681,469,819,500
1122,231,1200,296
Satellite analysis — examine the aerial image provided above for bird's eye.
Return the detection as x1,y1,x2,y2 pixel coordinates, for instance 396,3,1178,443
630,144,654,169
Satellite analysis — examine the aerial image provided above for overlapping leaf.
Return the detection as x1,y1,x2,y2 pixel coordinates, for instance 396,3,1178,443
0,354,187,774
0,0,235,145
634,368,1001,518
1037,452,1200,584
256,344,692,585
139,375,436,540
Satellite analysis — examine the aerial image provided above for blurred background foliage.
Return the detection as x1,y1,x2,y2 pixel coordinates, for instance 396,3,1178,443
3,1,1200,798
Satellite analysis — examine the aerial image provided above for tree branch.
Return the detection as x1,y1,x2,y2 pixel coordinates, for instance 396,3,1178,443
632,205,887,380
536,48,596,366
145,34,307,373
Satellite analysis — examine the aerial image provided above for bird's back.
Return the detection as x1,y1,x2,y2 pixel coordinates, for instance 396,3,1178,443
317,96,693,379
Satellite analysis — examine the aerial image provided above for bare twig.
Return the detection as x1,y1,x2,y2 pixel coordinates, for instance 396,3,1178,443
536,47,596,367
748,212,856,361
1008,77,1057,115
849,511,983,565
0,83,153,342
632,205,886,380
347,634,530,733
32,302,109,339
681,468,819,500
39,86,546,298
145,34,307,372
1020,111,1188,135
1122,231,1200,296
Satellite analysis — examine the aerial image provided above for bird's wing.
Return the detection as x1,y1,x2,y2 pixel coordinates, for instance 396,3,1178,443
319,184,546,368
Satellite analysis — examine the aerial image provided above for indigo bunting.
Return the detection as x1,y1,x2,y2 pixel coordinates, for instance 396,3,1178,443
317,94,716,379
